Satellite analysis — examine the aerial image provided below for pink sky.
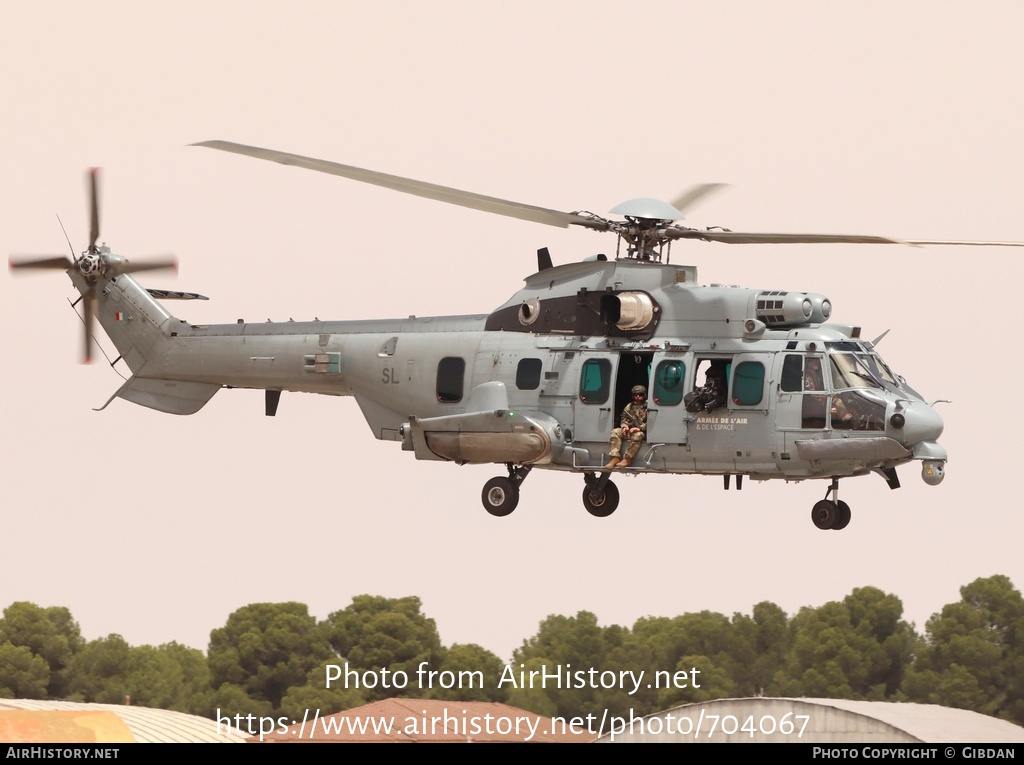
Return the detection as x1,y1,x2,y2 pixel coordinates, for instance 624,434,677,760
2,1,1022,663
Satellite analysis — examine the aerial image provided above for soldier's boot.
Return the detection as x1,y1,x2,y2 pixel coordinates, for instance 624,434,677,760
604,456,621,469
617,455,632,468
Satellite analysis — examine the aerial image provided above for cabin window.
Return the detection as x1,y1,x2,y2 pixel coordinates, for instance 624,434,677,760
653,360,686,405
436,357,465,403
516,358,543,390
579,358,611,404
732,361,765,406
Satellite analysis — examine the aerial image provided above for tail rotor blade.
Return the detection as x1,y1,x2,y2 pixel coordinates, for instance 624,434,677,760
118,256,177,275
88,168,100,251
10,256,74,271
82,287,95,364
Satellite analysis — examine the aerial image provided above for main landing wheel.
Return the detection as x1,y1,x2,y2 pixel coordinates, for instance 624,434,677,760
583,480,619,518
482,476,519,517
811,499,852,531
832,500,852,531
811,499,839,530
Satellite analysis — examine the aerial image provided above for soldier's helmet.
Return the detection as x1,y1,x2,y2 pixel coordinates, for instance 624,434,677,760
631,385,647,398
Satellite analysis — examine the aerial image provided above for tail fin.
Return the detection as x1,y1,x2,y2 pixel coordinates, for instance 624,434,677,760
81,270,175,373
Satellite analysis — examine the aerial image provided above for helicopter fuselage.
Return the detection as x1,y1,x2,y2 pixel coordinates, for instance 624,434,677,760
82,255,946,528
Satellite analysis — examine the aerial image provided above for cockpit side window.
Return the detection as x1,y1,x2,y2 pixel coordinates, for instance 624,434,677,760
803,357,825,391
831,390,885,431
783,354,825,392
781,354,802,392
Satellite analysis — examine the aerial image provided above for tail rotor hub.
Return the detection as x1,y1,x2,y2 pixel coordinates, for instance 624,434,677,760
10,170,175,363
77,251,102,278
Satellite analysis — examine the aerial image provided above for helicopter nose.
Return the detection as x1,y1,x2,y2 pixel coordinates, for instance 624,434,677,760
897,403,944,445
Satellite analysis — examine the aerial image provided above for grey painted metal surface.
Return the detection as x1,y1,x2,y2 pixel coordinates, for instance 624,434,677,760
595,697,1024,744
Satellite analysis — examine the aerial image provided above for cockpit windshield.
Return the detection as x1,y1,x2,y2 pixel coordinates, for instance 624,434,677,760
829,353,882,390
859,352,898,386
825,343,899,390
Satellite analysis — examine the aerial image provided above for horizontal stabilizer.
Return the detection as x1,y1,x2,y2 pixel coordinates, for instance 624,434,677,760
112,377,220,415
146,288,209,301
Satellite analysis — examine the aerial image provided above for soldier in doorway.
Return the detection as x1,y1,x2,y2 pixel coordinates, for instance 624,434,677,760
685,363,727,413
605,385,648,469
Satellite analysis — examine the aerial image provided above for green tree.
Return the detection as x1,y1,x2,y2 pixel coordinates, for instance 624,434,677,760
0,602,84,697
628,610,748,710
0,643,50,699
278,660,366,720
774,588,916,700
729,601,791,696
324,595,443,700
513,611,625,718
501,656,557,717
202,682,274,722
900,575,1024,723
426,643,507,702
66,634,133,703
119,643,211,713
657,653,736,708
208,602,334,711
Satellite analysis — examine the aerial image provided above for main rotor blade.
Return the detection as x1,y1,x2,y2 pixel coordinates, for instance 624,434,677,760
666,229,1024,246
666,230,908,245
669,183,728,215
901,239,1024,247
193,140,605,230
10,256,74,270
88,168,100,251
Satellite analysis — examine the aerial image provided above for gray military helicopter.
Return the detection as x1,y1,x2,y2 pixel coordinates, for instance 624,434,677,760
13,143,1024,530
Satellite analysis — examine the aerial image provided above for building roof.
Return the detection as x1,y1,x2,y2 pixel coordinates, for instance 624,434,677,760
796,698,1024,743
595,697,1024,744
0,699,246,743
253,698,595,743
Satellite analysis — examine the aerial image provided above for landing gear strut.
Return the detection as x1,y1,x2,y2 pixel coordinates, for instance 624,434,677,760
811,478,852,531
481,464,532,517
582,472,620,517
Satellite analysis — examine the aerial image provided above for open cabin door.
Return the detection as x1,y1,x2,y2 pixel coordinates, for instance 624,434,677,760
571,351,653,446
